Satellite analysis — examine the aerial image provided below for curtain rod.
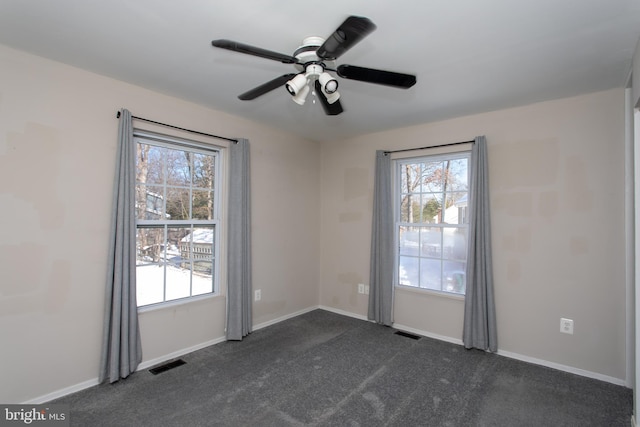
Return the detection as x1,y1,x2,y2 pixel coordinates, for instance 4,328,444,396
384,139,475,155
116,111,238,143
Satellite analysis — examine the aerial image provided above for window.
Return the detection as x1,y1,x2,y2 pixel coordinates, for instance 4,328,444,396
134,132,221,307
395,152,470,295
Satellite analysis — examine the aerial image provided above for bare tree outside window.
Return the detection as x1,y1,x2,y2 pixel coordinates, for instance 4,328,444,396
134,136,219,307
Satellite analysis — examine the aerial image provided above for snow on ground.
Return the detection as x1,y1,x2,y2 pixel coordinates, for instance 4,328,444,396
136,263,212,306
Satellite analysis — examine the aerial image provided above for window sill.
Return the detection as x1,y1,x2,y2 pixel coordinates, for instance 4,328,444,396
137,292,222,314
395,284,465,301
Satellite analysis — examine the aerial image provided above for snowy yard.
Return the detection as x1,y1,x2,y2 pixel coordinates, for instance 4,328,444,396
136,262,213,306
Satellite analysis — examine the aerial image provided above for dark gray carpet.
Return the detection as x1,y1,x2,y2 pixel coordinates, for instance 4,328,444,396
53,309,632,426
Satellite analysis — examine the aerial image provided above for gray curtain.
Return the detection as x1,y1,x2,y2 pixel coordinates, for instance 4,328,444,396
226,138,252,340
368,150,394,326
99,108,142,383
463,136,497,352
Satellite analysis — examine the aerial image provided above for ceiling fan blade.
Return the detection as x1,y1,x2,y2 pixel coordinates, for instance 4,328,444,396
314,80,344,115
337,64,417,89
316,16,377,60
238,74,297,100
212,39,298,64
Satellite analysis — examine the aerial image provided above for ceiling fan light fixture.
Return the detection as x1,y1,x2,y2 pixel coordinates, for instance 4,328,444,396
324,90,340,104
291,84,310,105
285,73,308,95
319,72,338,94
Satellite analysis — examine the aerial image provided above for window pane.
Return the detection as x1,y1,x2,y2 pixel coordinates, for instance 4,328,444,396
136,263,165,306
166,226,194,302
166,187,191,220
167,226,190,266
399,163,418,194
399,226,419,256
165,264,191,302
449,158,468,190
136,184,165,220
420,258,441,290
136,227,165,306
166,150,192,187
400,194,413,223
443,227,467,261
443,261,466,294
192,190,214,220
420,227,442,258
399,256,418,287
443,192,467,224
137,144,165,186
421,161,443,193
192,153,215,189
192,226,214,296
420,194,441,224
193,258,214,296
137,227,164,263
190,226,214,262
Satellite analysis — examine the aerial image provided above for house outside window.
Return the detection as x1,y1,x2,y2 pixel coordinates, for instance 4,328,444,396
134,131,221,307
395,152,470,295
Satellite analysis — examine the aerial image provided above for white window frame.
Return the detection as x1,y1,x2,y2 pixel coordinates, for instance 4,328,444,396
134,130,223,308
393,150,471,296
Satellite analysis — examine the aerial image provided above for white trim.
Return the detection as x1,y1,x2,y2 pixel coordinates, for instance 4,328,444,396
23,378,100,404
137,336,226,371
253,305,320,331
23,336,227,404
497,349,628,387
631,414,637,427
392,322,464,346
318,305,369,321
138,293,220,313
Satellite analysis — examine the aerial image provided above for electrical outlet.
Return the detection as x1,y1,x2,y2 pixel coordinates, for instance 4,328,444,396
560,318,574,334
254,289,261,302
364,285,369,295
358,284,365,294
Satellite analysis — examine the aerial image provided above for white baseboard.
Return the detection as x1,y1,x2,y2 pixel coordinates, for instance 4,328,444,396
392,322,464,346
253,305,320,331
24,378,100,404
318,306,629,388
25,306,320,403
496,349,628,387
317,305,369,321
137,336,227,371
24,336,228,404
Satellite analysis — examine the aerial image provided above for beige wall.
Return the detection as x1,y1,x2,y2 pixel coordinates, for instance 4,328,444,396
0,39,630,402
0,44,320,403
320,89,627,381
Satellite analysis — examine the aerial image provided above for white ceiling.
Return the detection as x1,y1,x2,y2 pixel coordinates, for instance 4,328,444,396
1,0,639,142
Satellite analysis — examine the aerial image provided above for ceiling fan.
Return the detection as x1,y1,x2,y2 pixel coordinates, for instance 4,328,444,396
211,16,417,115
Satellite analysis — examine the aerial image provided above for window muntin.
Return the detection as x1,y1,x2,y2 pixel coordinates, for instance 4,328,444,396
395,153,470,295
134,134,220,307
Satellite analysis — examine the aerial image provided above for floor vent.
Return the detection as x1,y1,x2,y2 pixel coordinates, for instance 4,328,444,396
394,330,421,340
149,359,186,375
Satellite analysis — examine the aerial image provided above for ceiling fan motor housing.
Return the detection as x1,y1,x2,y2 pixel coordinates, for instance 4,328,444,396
293,36,336,71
